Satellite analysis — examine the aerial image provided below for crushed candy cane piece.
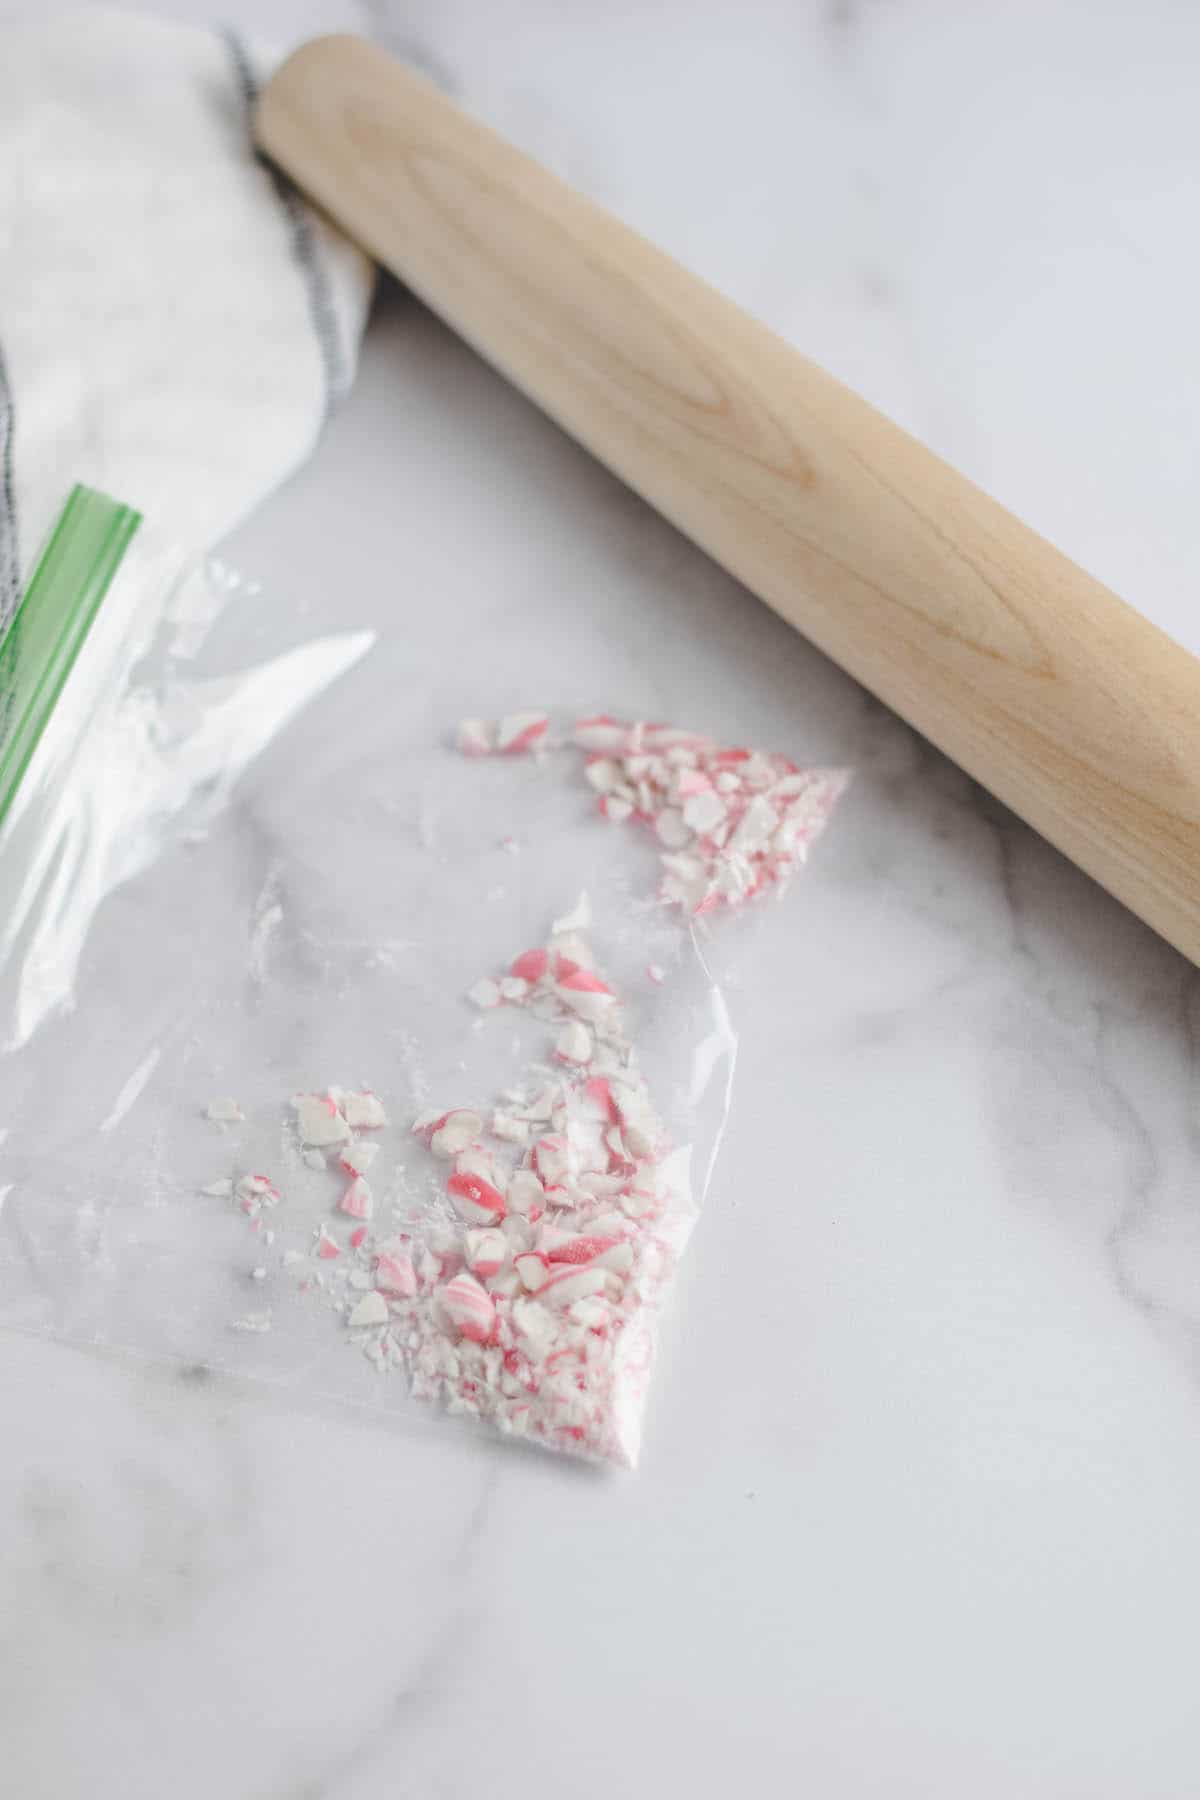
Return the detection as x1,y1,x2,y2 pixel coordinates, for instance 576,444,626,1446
496,711,550,754
492,1110,530,1145
551,891,592,934
574,715,628,752
565,714,848,915
235,1173,280,1212
448,1170,507,1225
532,1133,572,1186
646,963,666,984
341,1090,387,1130
376,1247,417,1297
439,1272,496,1343
466,1228,508,1280
555,966,616,1021
454,1142,501,1185
419,1108,483,1158
555,1019,593,1065
316,1226,341,1261
468,977,503,1010
534,1265,610,1308
507,1169,545,1216
294,1093,351,1147
199,1178,233,1198
339,1139,379,1176
349,1226,368,1249
348,1292,389,1329
303,1148,327,1172
338,1176,374,1221
583,1076,618,1121
514,1251,548,1291
205,1098,244,1123
655,808,691,849
546,1234,620,1264
585,759,621,794
231,1312,272,1333
455,718,494,757
681,789,726,834
510,947,548,983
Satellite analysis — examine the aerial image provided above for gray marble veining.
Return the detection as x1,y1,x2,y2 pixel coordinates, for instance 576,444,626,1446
4,2,1200,1795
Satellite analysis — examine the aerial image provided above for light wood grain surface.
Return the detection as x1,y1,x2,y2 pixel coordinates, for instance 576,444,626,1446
257,33,1200,965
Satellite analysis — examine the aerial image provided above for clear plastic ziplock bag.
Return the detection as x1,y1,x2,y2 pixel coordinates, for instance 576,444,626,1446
0,493,846,1470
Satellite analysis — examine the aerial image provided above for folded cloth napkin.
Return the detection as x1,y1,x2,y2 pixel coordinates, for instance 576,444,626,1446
0,7,373,627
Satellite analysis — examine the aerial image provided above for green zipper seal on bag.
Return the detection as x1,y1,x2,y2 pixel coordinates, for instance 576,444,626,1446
0,484,141,832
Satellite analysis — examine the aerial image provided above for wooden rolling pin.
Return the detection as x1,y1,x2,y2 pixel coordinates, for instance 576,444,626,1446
258,35,1200,965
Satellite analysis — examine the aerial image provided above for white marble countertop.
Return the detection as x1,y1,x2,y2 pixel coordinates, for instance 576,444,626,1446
5,3,1200,1795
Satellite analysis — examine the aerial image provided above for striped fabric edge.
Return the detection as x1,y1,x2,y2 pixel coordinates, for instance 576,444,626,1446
221,28,352,417
0,341,19,634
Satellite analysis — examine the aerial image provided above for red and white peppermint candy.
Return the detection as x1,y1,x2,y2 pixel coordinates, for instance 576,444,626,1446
294,1093,350,1148
465,1228,507,1280
545,1234,620,1265
455,718,494,757
534,1265,609,1309
496,711,549,754
447,1169,507,1225
338,1176,374,1221
509,947,548,982
531,1134,572,1187
573,715,629,753
375,1248,417,1297
339,1090,387,1130
348,1292,389,1329
555,965,616,1022
514,1251,549,1291
555,1020,593,1065
439,1273,496,1343
415,1108,484,1159
506,1169,545,1216
339,1139,379,1176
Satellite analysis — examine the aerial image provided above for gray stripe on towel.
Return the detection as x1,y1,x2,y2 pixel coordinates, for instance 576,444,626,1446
0,342,19,633
221,28,350,414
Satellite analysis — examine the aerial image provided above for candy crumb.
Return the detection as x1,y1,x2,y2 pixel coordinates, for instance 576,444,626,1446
341,1090,388,1130
205,1098,244,1123
348,1292,389,1329
551,891,592,934
340,1140,379,1175
455,718,494,757
338,1176,374,1221
293,1093,351,1148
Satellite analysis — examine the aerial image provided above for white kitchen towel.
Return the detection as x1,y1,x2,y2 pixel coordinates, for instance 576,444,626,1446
0,7,373,628
0,8,376,1047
